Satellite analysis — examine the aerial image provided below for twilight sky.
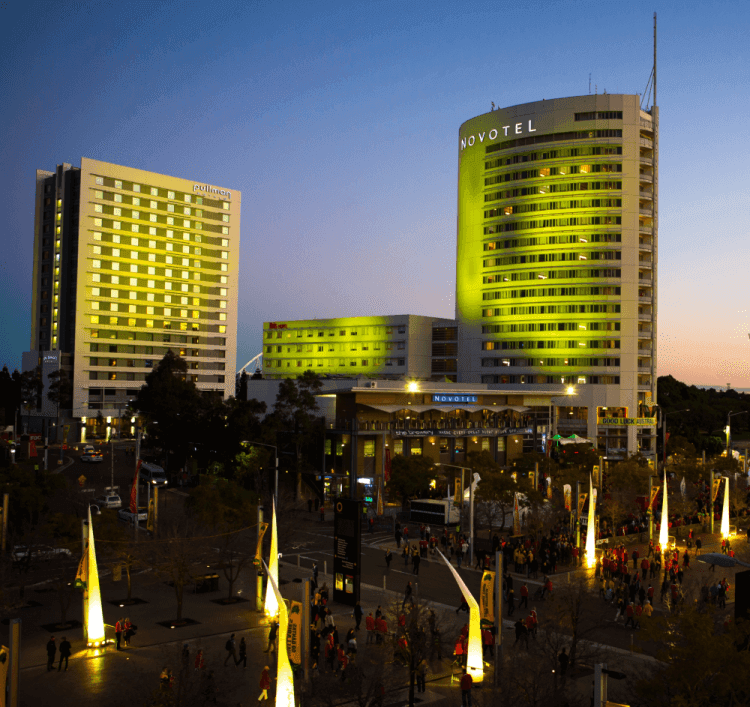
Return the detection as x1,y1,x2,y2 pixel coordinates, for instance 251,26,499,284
1,0,749,387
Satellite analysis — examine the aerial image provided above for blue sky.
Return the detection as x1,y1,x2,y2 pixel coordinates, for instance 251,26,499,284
1,0,749,386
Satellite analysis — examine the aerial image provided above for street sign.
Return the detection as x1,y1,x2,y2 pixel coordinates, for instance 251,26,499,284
78,474,86,487
80,488,95,494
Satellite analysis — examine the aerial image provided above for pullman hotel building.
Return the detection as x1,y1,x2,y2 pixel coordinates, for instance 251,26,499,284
25,158,239,441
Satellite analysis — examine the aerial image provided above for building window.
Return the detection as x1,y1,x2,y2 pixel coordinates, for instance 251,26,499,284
95,176,104,185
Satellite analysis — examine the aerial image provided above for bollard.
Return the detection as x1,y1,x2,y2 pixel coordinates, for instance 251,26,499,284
297,555,300,568
383,575,386,591
568,573,570,585
324,561,327,576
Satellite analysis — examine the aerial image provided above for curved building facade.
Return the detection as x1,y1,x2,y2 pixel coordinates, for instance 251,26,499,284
456,94,657,459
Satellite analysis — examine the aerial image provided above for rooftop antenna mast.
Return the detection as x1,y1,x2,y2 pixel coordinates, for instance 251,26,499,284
650,12,658,411
589,73,591,94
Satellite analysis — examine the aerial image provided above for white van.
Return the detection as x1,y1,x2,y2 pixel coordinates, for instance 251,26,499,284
139,462,168,487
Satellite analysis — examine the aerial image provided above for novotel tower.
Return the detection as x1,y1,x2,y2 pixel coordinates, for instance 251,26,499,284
26,157,240,440
456,94,658,459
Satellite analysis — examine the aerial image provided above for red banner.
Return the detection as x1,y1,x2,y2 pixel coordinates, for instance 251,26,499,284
130,460,142,513
384,448,391,483
29,441,38,458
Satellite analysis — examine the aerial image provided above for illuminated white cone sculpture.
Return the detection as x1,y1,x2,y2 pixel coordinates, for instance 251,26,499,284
264,498,279,617
86,507,106,646
585,474,596,568
262,560,295,707
659,471,669,549
721,477,730,537
437,549,483,682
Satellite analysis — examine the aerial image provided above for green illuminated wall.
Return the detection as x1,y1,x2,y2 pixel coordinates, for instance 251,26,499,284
262,314,454,379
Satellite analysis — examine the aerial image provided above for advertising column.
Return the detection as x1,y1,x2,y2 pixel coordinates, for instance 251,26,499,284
333,499,362,606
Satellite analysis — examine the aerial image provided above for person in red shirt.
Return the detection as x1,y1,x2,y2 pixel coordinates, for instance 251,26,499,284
527,609,538,638
397,612,406,634
460,670,473,707
258,665,271,701
519,583,529,610
376,616,387,643
337,646,348,680
641,557,650,574
634,603,643,629
481,628,494,658
365,612,375,644
572,546,579,566
460,623,469,638
624,603,635,628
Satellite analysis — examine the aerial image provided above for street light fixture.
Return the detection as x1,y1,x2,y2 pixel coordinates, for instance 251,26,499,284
726,411,748,459
434,462,475,565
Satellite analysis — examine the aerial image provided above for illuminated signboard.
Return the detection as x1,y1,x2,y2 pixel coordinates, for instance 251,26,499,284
432,394,478,404
599,417,657,426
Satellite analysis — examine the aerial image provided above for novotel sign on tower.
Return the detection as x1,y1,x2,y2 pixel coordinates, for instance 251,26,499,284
460,120,536,151
193,184,231,199
432,394,478,404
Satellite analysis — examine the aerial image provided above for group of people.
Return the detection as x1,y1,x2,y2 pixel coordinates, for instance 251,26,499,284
114,617,135,650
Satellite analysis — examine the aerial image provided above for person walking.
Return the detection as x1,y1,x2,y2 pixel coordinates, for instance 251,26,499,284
320,505,325,523
46,636,56,672
57,636,71,672
238,637,247,668
413,552,421,575
124,618,134,646
258,665,271,702
415,659,427,693
224,633,238,666
115,618,123,651
194,649,206,672
366,612,375,644
558,648,569,677
519,582,529,610
354,601,364,631
460,669,473,707
402,581,413,609
264,621,279,653
313,562,319,584
385,548,392,569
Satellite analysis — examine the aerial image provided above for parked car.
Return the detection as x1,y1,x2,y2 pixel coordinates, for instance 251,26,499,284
117,507,148,523
139,462,168,486
81,452,103,463
11,545,73,563
93,494,122,509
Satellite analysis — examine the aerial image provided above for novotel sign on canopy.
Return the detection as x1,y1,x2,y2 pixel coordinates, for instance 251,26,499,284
193,184,231,199
432,394,478,404
460,120,536,151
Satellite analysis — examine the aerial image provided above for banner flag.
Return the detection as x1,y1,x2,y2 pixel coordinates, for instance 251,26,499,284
649,485,660,510
454,479,462,508
546,477,553,499
75,553,88,590
384,449,392,483
480,571,495,628
528,470,536,490
712,477,721,503
376,478,384,516
129,460,142,513
564,484,572,511
577,492,588,518
287,601,303,665
513,493,521,535
254,522,269,569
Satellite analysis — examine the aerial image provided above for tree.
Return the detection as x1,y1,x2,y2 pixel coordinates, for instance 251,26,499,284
635,604,750,707
264,371,323,490
131,351,203,470
386,455,434,508
18,367,42,432
470,451,533,537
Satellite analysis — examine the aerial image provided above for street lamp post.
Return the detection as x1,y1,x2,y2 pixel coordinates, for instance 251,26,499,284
726,411,749,459
243,441,278,505
435,463,475,565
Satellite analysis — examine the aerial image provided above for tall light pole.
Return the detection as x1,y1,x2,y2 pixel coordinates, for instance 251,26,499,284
726,411,748,459
655,406,690,471
435,462,475,564
243,441,278,505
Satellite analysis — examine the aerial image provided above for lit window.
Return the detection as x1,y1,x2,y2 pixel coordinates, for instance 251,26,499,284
112,248,120,257
220,276,228,284
95,190,104,199
148,254,156,262
91,302,100,310
221,227,229,235
115,180,122,189
92,287,100,296
166,229,174,238
148,267,155,274
150,214,157,222
91,315,100,323
113,207,121,216
92,259,101,268
149,227,156,235
221,263,228,272
146,320,154,328
221,251,228,259
130,278,137,285
167,217,174,225
132,197,140,205
183,207,191,215
166,256,173,264
113,221,121,230
113,235,121,243
184,194,191,203
219,313,227,321
95,176,104,185
131,224,139,233
147,307,155,315
150,200,157,208
94,204,103,213
94,218,102,227
168,191,175,199
221,239,229,247
93,245,102,255
220,301,227,309
193,260,200,268
129,291,136,299
219,325,226,333
222,214,229,223
219,288,227,296
114,193,122,202
133,184,140,192
130,251,138,260
112,262,120,271
168,204,175,212
148,279,155,288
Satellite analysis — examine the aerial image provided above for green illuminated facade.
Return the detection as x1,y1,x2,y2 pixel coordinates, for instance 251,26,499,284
262,315,457,380
456,95,657,458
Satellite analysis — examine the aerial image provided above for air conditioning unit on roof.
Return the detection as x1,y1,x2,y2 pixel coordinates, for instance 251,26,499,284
368,381,378,388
